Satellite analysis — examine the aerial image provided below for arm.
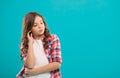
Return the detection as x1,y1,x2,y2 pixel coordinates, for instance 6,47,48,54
25,34,62,76
25,42,35,69
25,62,61,76
24,31,35,69
36,62,61,73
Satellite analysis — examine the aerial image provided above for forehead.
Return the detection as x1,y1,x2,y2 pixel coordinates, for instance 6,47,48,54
34,16,43,22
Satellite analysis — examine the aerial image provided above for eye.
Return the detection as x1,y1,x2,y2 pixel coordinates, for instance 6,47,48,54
33,24,37,27
40,22,43,24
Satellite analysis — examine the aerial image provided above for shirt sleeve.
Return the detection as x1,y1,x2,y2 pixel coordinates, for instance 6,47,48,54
51,34,62,63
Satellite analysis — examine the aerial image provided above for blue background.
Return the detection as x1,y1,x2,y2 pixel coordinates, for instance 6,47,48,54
0,0,120,78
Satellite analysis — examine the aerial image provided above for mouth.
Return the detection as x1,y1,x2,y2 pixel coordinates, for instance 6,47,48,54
38,29,44,32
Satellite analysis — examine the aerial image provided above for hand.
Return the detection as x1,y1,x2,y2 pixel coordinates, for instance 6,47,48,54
27,31,34,44
25,68,36,76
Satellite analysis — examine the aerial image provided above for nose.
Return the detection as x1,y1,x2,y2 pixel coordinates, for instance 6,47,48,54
38,23,42,28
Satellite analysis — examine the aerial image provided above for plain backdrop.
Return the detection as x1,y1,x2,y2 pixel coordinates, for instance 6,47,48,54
0,0,120,78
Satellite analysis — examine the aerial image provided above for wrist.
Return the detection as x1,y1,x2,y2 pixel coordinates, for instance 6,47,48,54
32,68,38,75
28,41,33,45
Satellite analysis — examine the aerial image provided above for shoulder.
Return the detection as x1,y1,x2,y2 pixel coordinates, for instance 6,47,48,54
49,34,60,41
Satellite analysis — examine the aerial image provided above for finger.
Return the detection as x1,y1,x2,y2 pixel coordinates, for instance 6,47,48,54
27,31,31,37
25,68,28,73
30,33,33,37
26,74,29,77
27,31,30,37
25,70,29,75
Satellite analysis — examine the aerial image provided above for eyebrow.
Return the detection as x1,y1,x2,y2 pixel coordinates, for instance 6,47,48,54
34,20,43,24
33,23,37,24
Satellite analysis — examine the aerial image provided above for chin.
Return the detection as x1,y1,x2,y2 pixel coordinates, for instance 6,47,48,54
39,32,44,35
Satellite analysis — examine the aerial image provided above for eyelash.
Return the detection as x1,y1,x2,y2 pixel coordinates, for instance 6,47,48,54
34,25,37,27
34,22,43,26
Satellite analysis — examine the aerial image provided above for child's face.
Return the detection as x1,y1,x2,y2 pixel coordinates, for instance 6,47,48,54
31,16,45,36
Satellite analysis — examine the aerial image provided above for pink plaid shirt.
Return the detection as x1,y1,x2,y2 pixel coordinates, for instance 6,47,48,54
16,34,62,78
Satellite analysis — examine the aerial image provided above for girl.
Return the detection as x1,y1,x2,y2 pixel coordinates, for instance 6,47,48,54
16,12,62,78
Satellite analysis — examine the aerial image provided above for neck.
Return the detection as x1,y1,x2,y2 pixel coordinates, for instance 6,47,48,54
33,35,43,40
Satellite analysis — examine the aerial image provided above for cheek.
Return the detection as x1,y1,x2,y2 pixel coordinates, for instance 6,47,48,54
43,25,46,30
31,29,37,34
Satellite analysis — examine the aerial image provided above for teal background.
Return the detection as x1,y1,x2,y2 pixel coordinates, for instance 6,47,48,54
0,0,120,78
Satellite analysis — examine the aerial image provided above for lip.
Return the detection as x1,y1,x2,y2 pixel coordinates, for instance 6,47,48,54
38,29,43,31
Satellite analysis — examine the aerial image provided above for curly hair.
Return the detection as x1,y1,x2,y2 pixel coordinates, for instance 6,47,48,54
20,12,51,60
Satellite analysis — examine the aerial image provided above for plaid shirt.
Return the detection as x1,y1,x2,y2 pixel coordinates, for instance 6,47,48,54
16,34,62,78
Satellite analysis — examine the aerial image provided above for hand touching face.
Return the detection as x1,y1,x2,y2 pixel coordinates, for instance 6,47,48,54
27,31,34,44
